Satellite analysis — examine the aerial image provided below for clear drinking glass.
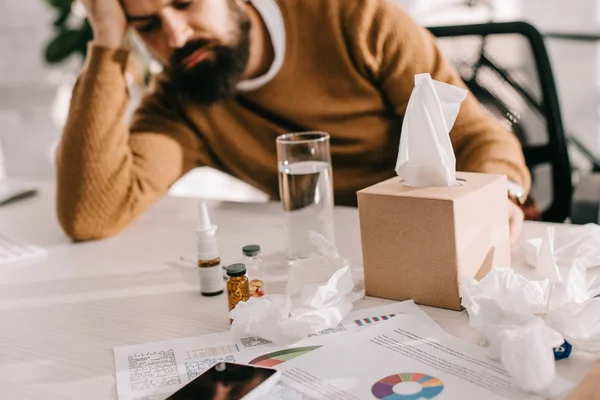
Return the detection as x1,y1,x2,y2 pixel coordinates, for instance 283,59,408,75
276,132,335,260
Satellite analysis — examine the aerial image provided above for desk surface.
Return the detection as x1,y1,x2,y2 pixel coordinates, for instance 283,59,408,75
0,183,597,399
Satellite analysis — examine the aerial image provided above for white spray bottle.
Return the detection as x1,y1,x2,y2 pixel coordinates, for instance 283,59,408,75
196,201,225,296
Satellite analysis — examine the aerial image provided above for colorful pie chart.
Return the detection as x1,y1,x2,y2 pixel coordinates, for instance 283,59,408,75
372,373,444,400
248,346,323,367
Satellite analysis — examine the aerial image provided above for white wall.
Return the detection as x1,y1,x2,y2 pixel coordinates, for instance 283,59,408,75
0,0,78,180
397,0,522,25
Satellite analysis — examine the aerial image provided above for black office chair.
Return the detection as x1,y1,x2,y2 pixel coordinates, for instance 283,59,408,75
427,22,572,223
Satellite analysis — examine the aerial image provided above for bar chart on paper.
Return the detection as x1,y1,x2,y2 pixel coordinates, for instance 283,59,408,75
354,313,397,327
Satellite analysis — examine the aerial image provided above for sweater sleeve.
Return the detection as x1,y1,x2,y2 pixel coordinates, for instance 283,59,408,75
56,43,208,241
344,0,531,194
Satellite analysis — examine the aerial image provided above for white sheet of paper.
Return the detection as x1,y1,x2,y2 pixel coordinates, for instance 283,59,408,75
114,301,422,400
275,310,574,400
0,232,47,266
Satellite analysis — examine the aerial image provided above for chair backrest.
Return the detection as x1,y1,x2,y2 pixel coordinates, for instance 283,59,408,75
428,22,572,222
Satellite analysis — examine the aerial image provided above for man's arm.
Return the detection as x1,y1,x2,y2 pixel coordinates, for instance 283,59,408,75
56,44,207,241
344,0,531,194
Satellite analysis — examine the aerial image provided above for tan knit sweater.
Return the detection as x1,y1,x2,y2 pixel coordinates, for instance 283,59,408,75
56,0,531,240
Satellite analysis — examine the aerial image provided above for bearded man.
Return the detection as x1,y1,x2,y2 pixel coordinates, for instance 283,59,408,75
57,0,531,241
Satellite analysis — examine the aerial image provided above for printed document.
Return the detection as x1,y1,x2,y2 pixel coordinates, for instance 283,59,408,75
114,301,422,400
276,309,574,400
0,232,46,266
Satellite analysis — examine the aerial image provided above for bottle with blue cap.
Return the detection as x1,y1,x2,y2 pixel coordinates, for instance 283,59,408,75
196,202,225,296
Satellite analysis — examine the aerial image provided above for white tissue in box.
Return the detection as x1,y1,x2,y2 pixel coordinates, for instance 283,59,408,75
395,73,467,187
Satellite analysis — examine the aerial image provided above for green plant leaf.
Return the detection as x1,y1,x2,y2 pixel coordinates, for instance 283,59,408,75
53,4,72,27
75,21,94,59
45,0,73,11
44,29,83,64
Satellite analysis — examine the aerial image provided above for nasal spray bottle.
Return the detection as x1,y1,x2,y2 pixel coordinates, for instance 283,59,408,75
196,202,225,296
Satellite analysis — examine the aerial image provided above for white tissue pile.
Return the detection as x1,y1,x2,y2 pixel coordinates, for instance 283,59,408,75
524,223,600,271
461,225,600,394
229,232,365,344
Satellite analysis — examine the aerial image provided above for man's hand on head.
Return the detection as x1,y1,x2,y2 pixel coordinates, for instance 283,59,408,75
508,198,525,245
79,0,128,49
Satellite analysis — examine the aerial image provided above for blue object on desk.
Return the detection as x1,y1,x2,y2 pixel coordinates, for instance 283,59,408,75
554,340,572,360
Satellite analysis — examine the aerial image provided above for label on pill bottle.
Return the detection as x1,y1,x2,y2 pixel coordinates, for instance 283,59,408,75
199,264,224,296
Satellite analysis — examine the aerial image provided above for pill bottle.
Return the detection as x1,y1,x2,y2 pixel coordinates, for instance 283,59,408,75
242,245,262,274
226,263,250,322
242,245,265,297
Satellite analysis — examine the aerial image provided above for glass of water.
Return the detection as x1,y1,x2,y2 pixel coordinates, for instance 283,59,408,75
276,131,335,260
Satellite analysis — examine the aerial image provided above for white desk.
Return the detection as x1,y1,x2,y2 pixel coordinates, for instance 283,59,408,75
0,183,597,399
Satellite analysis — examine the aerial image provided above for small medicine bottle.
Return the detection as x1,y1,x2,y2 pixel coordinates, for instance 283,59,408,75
242,245,262,273
242,245,265,297
226,263,250,315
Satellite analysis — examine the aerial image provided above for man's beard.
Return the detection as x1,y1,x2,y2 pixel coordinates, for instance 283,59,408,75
168,13,251,105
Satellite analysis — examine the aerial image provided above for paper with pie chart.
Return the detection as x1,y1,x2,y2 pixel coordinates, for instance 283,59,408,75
275,311,574,400
114,301,419,400
371,373,444,400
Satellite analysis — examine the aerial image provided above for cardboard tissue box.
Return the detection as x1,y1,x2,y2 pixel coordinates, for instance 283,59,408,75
356,73,512,310
357,172,511,310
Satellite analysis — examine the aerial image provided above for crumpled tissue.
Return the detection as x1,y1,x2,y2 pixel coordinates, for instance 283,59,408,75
524,223,600,270
395,73,468,187
229,232,364,344
461,226,600,394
